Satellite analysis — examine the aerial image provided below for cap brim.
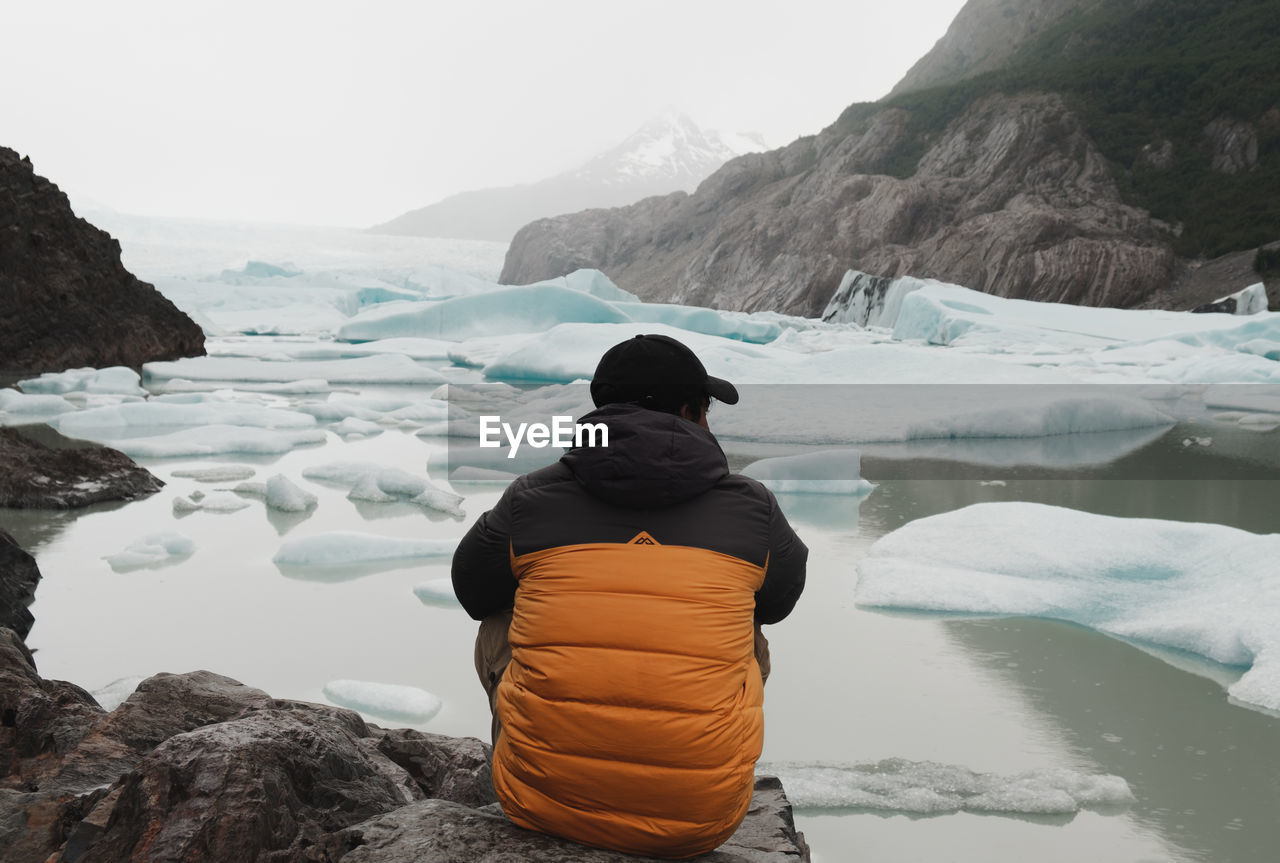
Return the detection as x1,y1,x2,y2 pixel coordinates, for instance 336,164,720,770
707,376,739,405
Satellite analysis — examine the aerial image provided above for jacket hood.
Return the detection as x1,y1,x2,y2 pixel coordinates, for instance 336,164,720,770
560,403,728,509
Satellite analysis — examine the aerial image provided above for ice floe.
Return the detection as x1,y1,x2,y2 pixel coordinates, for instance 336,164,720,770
114,425,327,458
337,284,630,341
856,502,1280,713
170,466,257,482
412,579,462,609
301,461,464,517
272,531,457,567
758,759,1134,815
143,354,445,385
173,492,252,514
740,450,874,494
322,679,443,724
50,400,317,438
103,532,196,571
0,389,76,424
18,366,148,396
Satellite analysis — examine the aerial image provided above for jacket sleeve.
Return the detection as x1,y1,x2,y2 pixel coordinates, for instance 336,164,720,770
754,492,808,625
451,482,518,621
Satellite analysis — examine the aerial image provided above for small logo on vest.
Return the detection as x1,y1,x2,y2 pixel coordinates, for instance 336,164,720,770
628,531,660,545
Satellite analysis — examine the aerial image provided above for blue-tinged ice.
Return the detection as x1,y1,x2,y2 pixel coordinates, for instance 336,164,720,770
526,269,641,303
322,679,443,724
170,466,257,482
337,285,630,342
891,282,1272,352
757,759,1133,815
104,532,196,572
273,531,457,566
18,366,147,397
613,301,782,343
856,502,1280,714
0,389,76,425
113,425,327,458
51,401,318,439
143,355,445,385
741,450,874,495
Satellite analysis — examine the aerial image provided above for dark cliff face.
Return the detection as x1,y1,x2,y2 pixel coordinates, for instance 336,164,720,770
0,147,205,375
501,93,1176,316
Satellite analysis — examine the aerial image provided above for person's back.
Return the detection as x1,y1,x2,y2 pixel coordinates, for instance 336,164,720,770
452,335,807,857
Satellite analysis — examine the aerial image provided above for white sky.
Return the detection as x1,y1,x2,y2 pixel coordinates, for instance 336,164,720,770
1,0,967,227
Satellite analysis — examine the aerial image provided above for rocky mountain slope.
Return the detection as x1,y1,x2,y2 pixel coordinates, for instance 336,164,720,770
502,0,1279,314
0,147,205,375
370,113,765,243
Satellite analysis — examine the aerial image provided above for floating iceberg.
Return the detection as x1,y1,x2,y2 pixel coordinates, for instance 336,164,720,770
856,502,1280,713
113,425,327,458
143,354,444,385
321,679,443,724
412,579,462,609
337,284,629,342
822,270,936,328
51,400,317,438
18,366,147,396
170,466,257,482
104,532,196,572
272,531,457,567
891,284,1267,353
758,759,1133,815
613,301,781,343
0,389,75,424
302,461,464,517
740,450,874,494
265,475,318,512
172,492,251,514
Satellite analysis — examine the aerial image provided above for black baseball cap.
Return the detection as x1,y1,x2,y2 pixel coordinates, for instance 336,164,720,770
590,334,739,409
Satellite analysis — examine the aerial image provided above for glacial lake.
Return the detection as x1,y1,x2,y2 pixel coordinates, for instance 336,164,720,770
5,365,1279,863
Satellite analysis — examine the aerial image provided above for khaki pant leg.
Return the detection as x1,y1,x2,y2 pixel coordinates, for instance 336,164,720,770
474,608,514,745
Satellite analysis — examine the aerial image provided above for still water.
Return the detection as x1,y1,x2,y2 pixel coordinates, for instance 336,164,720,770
5,378,1279,863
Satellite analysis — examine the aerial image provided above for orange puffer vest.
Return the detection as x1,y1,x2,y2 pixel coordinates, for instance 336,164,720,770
452,403,807,857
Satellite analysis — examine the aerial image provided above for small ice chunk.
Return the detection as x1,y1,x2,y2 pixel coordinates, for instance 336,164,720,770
741,450,874,495
265,475,318,512
18,366,147,396
322,679,443,724
104,532,196,572
332,417,384,438
272,531,457,567
113,425,327,458
409,487,466,519
173,493,250,514
171,466,257,482
412,579,462,608
348,474,398,502
234,481,268,497
758,759,1135,814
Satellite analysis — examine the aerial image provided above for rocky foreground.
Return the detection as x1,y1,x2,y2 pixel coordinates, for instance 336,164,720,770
0,146,205,375
0,427,164,509
0,627,809,862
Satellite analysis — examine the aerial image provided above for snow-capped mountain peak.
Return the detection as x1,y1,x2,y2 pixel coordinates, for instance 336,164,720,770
569,111,768,189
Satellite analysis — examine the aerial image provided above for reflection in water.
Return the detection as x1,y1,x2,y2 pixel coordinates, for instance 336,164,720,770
945,618,1280,863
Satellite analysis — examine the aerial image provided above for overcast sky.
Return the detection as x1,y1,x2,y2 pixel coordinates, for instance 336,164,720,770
1,1,967,227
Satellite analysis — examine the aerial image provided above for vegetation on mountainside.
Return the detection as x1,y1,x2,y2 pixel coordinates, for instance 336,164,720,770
833,0,1280,259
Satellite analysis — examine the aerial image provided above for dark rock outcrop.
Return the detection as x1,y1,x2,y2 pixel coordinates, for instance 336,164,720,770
0,427,163,509
502,92,1175,316
0,629,809,862
0,534,40,640
332,776,808,863
0,146,205,375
